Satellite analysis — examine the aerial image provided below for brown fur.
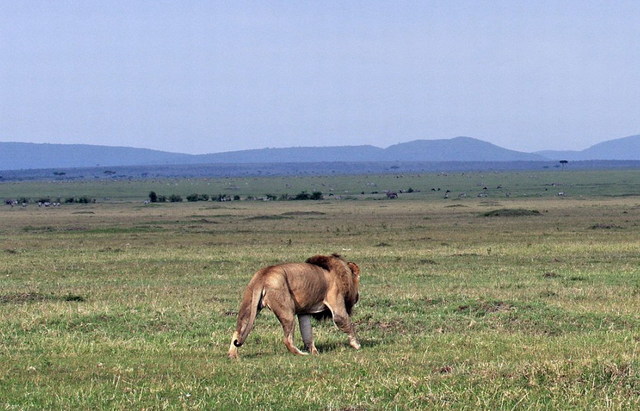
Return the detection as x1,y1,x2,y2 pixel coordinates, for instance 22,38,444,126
228,254,361,358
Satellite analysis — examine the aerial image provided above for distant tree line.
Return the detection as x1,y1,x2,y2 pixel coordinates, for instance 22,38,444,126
4,196,95,205
148,192,185,203
148,190,324,203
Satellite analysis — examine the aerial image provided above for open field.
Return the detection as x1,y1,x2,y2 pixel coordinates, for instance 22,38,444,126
2,168,640,203
1,170,639,409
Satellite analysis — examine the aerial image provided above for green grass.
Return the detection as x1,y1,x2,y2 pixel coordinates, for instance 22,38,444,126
2,168,640,202
1,170,640,409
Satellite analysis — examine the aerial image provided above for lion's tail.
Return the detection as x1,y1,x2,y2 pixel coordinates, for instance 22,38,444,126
232,285,264,348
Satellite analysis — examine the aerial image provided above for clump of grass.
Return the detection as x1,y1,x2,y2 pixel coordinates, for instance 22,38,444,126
590,223,623,229
245,215,292,220
456,300,515,316
280,211,326,216
0,292,85,304
482,208,541,217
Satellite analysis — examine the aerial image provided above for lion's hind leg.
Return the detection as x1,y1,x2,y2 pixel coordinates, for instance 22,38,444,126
264,290,307,355
298,315,319,355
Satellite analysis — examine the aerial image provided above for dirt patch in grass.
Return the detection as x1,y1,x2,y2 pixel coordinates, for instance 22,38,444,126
482,208,541,217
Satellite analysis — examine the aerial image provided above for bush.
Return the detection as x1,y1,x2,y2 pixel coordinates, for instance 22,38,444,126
169,194,182,203
482,209,541,217
186,193,209,202
294,191,311,200
62,196,94,204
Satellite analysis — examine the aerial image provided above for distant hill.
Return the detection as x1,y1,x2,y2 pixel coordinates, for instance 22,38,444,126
0,142,195,170
194,137,543,163
1,134,639,171
580,134,640,160
383,137,544,161
537,135,640,160
194,145,384,163
535,149,583,161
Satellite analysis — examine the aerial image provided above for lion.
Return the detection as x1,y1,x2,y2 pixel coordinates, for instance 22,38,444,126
228,254,361,358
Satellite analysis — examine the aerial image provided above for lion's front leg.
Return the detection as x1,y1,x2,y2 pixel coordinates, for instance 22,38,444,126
325,300,361,350
298,315,319,355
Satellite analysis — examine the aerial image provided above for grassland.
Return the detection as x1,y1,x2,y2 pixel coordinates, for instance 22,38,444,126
1,169,639,409
3,168,640,203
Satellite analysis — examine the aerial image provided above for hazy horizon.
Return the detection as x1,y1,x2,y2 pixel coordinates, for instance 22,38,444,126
3,134,639,156
2,2,639,155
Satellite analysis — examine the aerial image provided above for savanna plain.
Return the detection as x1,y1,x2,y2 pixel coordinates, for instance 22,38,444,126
1,169,639,409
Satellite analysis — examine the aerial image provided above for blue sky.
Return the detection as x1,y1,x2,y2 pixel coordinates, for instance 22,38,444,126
1,1,639,154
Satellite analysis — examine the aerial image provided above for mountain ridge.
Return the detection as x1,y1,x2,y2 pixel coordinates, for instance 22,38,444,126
1,135,639,171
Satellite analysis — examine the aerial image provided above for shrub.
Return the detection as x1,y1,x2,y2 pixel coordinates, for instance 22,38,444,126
62,196,94,204
76,196,93,204
186,193,210,202
482,209,541,217
169,194,182,203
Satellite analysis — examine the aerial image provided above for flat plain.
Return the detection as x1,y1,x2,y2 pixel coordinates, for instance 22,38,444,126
1,169,639,409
